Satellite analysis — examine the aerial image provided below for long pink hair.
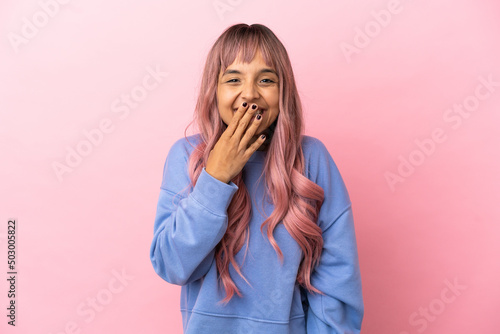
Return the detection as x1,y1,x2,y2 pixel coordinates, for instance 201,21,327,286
182,23,325,304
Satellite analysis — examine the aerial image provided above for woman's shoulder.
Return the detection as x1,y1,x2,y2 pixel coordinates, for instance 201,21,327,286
174,133,203,148
300,135,345,182
167,134,203,158
301,134,323,148
169,133,332,162
301,134,352,208
160,134,203,192
301,134,332,161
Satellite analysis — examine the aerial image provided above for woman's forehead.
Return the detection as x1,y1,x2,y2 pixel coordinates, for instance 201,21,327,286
222,47,274,71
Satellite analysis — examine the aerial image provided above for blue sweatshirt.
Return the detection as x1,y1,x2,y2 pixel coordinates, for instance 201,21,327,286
150,134,364,333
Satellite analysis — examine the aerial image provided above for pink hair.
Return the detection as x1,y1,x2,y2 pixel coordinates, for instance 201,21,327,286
182,23,325,304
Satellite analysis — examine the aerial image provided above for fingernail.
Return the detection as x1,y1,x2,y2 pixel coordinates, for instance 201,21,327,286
261,134,266,139
242,102,247,107
251,104,257,110
256,114,261,120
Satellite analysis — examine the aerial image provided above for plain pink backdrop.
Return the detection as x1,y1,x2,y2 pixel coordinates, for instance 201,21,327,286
1,0,499,333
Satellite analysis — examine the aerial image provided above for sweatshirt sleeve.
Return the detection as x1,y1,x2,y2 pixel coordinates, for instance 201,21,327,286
149,139,239,286
304,138,364,333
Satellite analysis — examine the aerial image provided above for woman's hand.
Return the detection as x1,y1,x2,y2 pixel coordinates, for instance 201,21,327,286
205,102,266,184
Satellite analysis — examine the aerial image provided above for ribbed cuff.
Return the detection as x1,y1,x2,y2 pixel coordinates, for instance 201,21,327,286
190,167,239,215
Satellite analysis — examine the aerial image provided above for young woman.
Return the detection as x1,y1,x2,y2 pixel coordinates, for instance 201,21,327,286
150,23,364,333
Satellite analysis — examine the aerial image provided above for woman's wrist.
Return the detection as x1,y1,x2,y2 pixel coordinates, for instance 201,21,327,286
205,167,230,184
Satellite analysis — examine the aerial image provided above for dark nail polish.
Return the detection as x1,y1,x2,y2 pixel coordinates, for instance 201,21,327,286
256,114,261,120
242,102,247,107
252,104,257,110
261,134,266,139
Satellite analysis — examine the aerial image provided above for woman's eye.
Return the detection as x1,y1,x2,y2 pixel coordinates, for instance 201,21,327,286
225,78,275,84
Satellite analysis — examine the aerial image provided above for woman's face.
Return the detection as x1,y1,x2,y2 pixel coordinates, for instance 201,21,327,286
216,49,279,148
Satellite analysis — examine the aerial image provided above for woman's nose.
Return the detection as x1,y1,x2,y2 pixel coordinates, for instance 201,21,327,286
240,81,260,100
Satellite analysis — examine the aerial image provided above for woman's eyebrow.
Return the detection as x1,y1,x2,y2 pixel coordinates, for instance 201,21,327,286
221,68,277,77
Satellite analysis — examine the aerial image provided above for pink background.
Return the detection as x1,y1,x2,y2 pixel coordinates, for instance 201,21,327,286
1,0,499,333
